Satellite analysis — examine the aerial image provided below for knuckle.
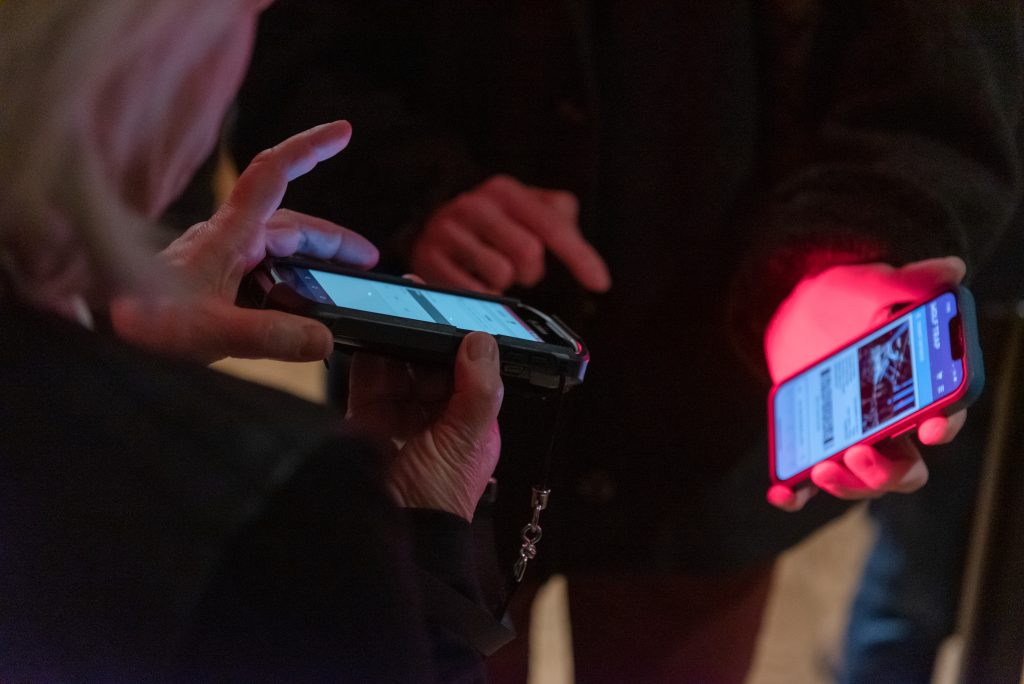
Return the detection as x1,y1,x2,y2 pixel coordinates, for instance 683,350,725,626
451,193,486,218
436,217,469,243
423,217,455,243
246,147,287,179
249,147,278,169
250,147,273,164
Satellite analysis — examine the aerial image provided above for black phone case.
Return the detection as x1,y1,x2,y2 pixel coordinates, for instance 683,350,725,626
240,257,588,392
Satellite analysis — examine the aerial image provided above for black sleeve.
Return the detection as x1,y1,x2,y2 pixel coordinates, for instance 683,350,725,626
231,0,484,272
729,0,1023,375
183,439,499,682
405,509,516,679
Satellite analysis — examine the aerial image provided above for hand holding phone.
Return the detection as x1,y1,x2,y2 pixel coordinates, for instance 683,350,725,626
112,121,379,364
764,257,979,511
347,333,504,522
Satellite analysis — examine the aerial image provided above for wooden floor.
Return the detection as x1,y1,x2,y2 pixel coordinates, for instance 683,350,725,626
212,357,875,684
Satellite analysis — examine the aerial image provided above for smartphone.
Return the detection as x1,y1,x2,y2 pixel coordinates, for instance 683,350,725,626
240,257,588,391
769,287,984,487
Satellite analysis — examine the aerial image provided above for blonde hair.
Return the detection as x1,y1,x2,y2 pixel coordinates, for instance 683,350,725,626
0,0,248,304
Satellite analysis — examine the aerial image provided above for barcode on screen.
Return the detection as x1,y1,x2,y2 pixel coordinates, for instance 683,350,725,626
820,368,834,448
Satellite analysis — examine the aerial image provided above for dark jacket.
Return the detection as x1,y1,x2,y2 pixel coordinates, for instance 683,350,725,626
0,300,502,682
230,0,1022,572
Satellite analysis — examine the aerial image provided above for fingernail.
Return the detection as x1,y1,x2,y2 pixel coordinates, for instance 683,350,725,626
859,451,875,470
467,333,496,361
919,419,945,444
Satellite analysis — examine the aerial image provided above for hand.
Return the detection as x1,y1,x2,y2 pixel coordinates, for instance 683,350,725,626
112,121,379,364
346,333,504,522
764,256,967,511
410,174,611,294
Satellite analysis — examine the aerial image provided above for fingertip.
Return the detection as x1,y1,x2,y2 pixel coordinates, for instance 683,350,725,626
306,120,353,161
586,266,612,293
810,461,851,498
544,190,580,219
455,333,504,415
362,251,381,270
893,255,967,293
518,272,542,289
767,485,796,510
464,332,498,363
579,254,612,292
943,255,967,283
844,444,889,489
314,323,335,359
347,237,380,269
919,411,965,445
767,484,815,511
917,416,948,445
325,118,353,141
293,321,334,360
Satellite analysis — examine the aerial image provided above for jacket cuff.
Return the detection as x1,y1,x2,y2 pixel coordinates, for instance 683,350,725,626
404,508,481,602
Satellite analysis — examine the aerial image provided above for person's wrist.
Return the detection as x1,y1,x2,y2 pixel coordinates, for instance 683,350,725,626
387,482,477,522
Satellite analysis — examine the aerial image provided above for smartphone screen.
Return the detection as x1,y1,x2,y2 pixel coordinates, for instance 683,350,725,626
772,292,964,481
291,267,543,342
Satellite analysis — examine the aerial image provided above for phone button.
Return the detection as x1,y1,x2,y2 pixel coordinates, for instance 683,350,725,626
505,351,528,365
530,354,556,370
501,363,528,377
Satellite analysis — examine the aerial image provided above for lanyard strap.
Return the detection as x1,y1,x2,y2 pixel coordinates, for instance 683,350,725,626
504,374,568,607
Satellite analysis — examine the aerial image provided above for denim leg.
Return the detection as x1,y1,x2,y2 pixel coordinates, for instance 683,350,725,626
839,428,983,684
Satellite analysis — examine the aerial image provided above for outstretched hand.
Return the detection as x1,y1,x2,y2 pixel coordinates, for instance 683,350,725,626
112,121,379,364
764,256,967,511
346,333,504,522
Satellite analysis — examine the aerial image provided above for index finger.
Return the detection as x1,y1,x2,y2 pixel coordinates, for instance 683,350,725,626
890,256,966,293
481,177,611,292
854,257,967,309
221,120,353,228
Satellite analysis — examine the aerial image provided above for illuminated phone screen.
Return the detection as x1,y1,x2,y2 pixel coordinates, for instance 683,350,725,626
297,268,542,342
773,292,964,481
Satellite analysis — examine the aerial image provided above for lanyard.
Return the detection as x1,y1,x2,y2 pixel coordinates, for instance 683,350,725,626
504,373,568,607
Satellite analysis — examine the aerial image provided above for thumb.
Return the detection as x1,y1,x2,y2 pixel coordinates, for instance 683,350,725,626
441,333,504,436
